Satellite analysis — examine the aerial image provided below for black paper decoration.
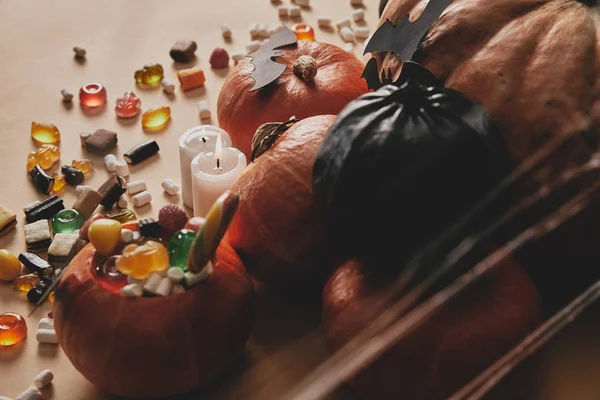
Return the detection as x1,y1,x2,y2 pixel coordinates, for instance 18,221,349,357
248,25,298,91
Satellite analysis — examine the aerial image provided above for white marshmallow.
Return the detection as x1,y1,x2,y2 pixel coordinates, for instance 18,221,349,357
231,52,246,63
132,191,152,207
161,178,180,196
317,16,333,28
104,154,117,172
120,283,143,297
249,23,260,37
143,272,162,294
61,88,73,101
75,185,91,197
183,262,213,288
171,284,185,294
289,5,301,18
246,40,261,54
127,180,147,195
161,78,175,94
117,195,128,209
79,131,91,147
352,9,365,22
167,267,185,283
278,5,289,17
16,386,42,400
121,228,134,243
156,277,174,296
269,25,283,36
351,0,364,6
336,18,352,30
197,100,211,119
73,46,86,58
33,369,54,389
115,160,129,177
221,24,232,40
36,329,58,344
344,42,355,52
38,317,54,330
295,0,310,7
258,24,269,37
355,26,370,39
340,26,355,42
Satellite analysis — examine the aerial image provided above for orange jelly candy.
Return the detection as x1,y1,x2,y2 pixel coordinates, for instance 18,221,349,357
79,83,107,108
0,312,27,347
292,23,315,41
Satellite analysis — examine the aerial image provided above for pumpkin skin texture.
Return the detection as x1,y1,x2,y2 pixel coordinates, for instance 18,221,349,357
322,257,542,400
53,242,255,399
228,115,337,289
217,41,368,159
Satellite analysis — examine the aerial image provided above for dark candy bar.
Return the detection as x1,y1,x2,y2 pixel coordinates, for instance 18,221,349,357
27,276,53,303
85,129,118,154
19,252,53,277
98,174,126,209
139,218,161,238
26,196,64,223
124,140,160,165
29,165,54,194
61,165,85,186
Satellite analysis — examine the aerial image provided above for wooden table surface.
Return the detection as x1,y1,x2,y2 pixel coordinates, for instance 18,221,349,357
0,1,378,398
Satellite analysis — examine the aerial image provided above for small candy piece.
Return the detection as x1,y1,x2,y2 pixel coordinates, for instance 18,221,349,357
292,23,315,41
167,267,185,283
141,106,171,130
88,219,122,255
72,159,92,175
184,216,205,232
73,46,86,58
231,52,246,64
139,218,161,238
79,131,91,147
79,83,107,108
355,26,370,39
168,229,196,269
197,100,211,119
76,185,92,197
127,180,147,195
52,209,85,234
115,91,142,118
351,0,364,6
221,24,232,40
14,274,40,293
161,78,175,94
24,220,51,251
336,18,352,30
249,23,260,37
258,24,269,37
289,5,301,18
142,272,162,294
120,283,143,298
352,9,365,22
61,88,73,102
72,188,102,220
155,277,174,296
104,154,118,172
105,209,137,223
16,386,42,400
114,161,129,177
38,318,53,330
295,0,310,6
61,165,85,186
172,284,185,294
98,175,126,209
48,233,79,266
33,369,54,389
27,276,52,303
209,48,229,69
25,196,64,223
317,16,333,28
29,165,54,194
340,26,355,42
246,40,261,54
183,261,213,288
118,241,169,280
0,204,16,237
51,174,66,192
132,191,152,208
134,63,164,85
85,129,118,155
344,42,355,53
18,252,52,277
170,40,197,63
121,228,134,243
36,328,58,344
278,6,289,18
158,204,189,235
117,195,128,209
27,144,61,171
0,250,21,281
177,67,206,91
161,178,180,195
31,122,60,145
79,213,105,241
123,140,160,165
23,201,41,214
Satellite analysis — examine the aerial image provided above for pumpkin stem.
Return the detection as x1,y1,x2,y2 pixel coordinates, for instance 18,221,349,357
251,117,298,162
293,55,318,81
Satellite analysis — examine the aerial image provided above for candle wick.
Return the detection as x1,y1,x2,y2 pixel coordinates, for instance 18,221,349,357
217,158,220,169
201,137,207,143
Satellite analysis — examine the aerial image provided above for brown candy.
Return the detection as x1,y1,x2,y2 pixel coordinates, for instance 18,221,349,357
85,129,118,155
98,175,126,209
170,40,197,63
72,188,102,220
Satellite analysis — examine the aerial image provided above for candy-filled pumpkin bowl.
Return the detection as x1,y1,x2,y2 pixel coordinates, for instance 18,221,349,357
53,240,255,399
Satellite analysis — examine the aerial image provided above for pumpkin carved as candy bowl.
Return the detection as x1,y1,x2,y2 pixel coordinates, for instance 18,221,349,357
52,197,255,399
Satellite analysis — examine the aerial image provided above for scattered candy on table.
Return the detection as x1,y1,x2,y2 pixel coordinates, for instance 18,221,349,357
14,273,39,292
0,312,27,346
51,174,66,192
123,139,160,165
246,40,261,54
289,5,301,18
98,175,126,209
72,188,102,219
27,276,52,303
355,26,370,39
141,106,171,130
85,129,118,155
292,23,315,41
117,195,128,209
18,252,52,277
33,369,54,389
104,154,118,172
61,88,74,102
161,78,175,94
88,219,122,256
115,91,142,118
317,16,333,28
134,63,164,85
0,249,21,281
344,42,355,52
52,209,85,234
72,159,93,175
61,165,85,186
47,233,79,266
76,185,91,196
170,39,197,63
336,17,352,30
278,6,289,18
127,180,147,195
350,0,364,6
31,122,60,145
221,24,232,40
132,191,152,208
36,328,58,344
25,196,64,223
209,48,229,69
79,131,91,146
177,67,206,91
73,45,86,58
161,178,180,196
352,8,365,22
24,219,51,251
79,83,107,108
29,165,54,194
340,26,355,42
0,204,17,237
197,100,211,120
16,386,42,400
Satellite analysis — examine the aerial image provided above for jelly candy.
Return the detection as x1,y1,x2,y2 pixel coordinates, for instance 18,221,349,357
27,145,60,171
61,165,84,186
49,291,55,303
292,23,315,41
79,83,107,108
52,209,85,234
0,250,21,281
0,312,27,346
134,63,164,85
31,122,60,145
116,240,169,280
13,273,40,292
88,219,122,255
115,91,141,118
105,209,137,223
168,230,196,270
141,106,171,131
72,159,92,175
95,255,127,294
52,174,66,192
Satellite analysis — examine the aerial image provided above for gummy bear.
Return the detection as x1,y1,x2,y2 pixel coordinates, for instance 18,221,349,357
0,312,27,347
72,159,92,175
115,92,142,118
31,122,60,145
141,106,171,131
116,240,169,280
13,273,40,292
134,64,164,85
27,145,60,171
79,83,107,108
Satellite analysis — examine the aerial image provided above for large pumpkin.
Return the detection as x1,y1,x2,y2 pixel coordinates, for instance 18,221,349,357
227,115,337,288
322,256,542,399
53,241,255,399
217,41,368,159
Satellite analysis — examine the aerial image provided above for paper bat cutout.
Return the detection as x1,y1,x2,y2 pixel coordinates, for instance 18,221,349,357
362,59,442,91
248,25,298,91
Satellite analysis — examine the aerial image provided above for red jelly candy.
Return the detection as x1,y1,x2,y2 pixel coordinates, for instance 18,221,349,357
115,91,142,118
79,83,107,108
0,312,27,347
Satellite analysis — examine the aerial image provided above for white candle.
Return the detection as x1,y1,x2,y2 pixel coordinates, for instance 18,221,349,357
179,125,232,208
191,134,247,217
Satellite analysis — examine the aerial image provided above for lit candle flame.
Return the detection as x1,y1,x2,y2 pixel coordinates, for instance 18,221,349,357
215,132,223,171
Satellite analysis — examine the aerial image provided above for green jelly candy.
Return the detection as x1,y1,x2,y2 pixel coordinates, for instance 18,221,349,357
52,209,85,234
168,229,196,270
105,209,137,223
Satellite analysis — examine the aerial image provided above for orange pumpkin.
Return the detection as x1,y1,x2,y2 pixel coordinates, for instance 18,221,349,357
227,115,337,288
53,241,255,399
217,41,368,159
322,256,541,399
